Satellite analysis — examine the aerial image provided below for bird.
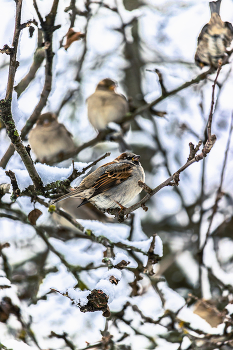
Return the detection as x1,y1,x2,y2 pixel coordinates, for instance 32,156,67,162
87,79,129,131
52,152,145,211
28,112,76,163
195,0,233,68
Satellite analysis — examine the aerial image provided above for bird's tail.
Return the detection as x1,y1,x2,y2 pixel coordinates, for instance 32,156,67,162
209,0,221,15
52,190,80,204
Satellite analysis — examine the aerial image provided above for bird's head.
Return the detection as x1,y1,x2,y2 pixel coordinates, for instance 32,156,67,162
36,113,57,126
116,152,141,165
96,78,117,91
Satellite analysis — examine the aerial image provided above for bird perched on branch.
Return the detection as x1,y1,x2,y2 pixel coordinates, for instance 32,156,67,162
87,79,130,151
53,152,145,211
28,113,76,163
195,0,233,68
87,79,129,130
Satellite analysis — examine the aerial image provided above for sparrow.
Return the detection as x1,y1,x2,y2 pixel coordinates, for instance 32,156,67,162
28,113,76,163
87,79,129,131
195,0,233,68
53,152,145,211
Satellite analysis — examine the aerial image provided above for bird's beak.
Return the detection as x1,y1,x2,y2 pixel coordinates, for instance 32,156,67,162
132,155,140,161
43,119,51,126
199,62,205,68
109,84,116,91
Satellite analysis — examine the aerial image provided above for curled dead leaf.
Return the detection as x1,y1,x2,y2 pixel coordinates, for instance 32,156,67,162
114,260,130,269
28,208,42,225
64,28,85,50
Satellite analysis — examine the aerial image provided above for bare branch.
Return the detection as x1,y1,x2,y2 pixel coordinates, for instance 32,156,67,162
199,112,233,256
49,331,76,350
0,0,60,169
15,30,46,97
207,61,222,141
5,0,22,100
188,140,202,161
36,69,218,166
5,170,20,199
147,68,167,95
0,1,44,191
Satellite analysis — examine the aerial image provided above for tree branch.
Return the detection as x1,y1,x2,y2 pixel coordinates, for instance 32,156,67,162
0,1,44,191
199,111,233,256
14,30,46,97
207,61,222,141
114,67,221,220
5,0,22,100
0,0,60,169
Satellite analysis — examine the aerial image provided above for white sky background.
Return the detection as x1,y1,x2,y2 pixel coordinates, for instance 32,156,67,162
1,0,233,349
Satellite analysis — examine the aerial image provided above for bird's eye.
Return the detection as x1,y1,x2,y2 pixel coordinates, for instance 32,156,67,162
126,156,132,160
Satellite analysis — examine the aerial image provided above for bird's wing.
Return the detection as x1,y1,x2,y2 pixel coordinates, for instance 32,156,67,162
197,24,209,43
90,162,133,198
225,22,233,36
117,93,128,103
58,123,73,138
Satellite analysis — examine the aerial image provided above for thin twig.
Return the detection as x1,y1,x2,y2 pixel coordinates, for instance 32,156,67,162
207,62,222,141
49,331,76,350
44,130,110,165
151,68,168,95
15,30,46,97
117,67,221,220
67,152,110,182
199,112,233,255
121,148,208,218
30,68,217,167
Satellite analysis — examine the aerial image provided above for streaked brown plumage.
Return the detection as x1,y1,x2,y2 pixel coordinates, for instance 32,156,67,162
28,113,76,163
195,0,233,68
52,152,145,211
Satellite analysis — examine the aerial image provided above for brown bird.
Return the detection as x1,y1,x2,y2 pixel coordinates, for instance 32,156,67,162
87,79,129,131
195,0,233,68
53,152,145,211
28,113,76,163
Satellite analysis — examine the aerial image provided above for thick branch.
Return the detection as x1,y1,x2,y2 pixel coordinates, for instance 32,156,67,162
0,99,43,190
10,152,111,199
0,1,44,190
0,0,60,169
5,0,22,100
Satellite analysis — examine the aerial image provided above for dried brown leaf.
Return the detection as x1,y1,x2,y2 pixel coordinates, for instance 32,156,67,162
64,28,85,50
114,260,130,269
28,208,42,225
